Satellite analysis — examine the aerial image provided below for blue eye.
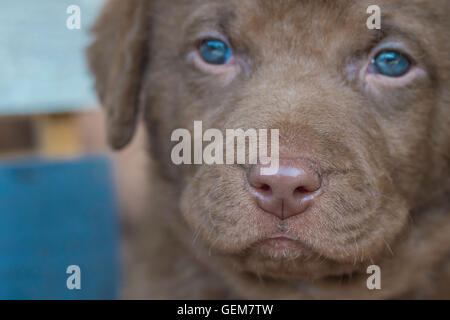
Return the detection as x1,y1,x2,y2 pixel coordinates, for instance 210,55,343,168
199,40,232,65
371,51,411,77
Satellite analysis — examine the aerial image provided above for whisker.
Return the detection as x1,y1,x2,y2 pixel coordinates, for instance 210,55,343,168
383,238,394,256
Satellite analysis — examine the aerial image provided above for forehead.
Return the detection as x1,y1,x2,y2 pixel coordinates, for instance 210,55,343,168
230,0,370,58
182,0,365,34
235,0,444,39
171,0,446,38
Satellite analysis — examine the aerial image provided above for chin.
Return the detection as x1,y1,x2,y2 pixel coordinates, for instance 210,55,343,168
225,235,366,282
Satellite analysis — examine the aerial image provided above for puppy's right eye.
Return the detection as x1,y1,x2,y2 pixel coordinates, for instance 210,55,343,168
371,51,411,77
190,37,240,84
199,40,232,65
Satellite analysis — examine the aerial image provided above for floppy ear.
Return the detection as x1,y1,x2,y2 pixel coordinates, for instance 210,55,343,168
87,0,149,149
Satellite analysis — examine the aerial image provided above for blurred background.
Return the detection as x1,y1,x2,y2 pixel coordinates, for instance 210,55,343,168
0,0,149,299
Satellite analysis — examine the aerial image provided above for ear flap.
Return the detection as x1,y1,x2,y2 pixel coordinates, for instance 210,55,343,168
87,0,149,149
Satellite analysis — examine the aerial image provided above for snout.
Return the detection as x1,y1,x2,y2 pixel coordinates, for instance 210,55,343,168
246,158,322,219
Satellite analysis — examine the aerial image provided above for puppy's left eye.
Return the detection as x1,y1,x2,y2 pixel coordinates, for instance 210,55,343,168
371,51,411,77
199,39,232,65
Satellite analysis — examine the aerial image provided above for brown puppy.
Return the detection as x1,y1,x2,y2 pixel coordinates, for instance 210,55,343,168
87,0,450,299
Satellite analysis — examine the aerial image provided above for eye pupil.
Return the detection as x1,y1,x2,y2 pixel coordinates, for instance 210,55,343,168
200,40,231,65
372,51,411,77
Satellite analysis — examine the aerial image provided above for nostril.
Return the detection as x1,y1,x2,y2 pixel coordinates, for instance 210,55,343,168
294,186,308,194
255,183,272,195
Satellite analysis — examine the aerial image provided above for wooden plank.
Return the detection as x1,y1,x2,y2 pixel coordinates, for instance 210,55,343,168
0,116,36,157
35,113,82,157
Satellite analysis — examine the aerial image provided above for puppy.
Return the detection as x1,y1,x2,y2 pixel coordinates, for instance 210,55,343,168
87,0,450,299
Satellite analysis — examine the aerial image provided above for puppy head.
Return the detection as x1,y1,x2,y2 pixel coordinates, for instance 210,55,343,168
88,0,450,296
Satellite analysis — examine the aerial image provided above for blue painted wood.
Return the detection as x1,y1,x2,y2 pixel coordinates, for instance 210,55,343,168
0,0,104,115
0,156,120,299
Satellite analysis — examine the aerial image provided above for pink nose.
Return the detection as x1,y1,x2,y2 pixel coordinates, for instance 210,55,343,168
247,159,322,220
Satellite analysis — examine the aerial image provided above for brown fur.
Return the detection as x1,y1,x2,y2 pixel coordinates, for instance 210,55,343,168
87,0,450,299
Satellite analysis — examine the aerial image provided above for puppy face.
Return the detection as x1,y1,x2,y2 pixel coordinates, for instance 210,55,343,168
89,0,450,297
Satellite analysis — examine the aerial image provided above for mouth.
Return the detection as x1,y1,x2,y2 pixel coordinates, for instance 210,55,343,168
253,233,316,261
235,232,365,281
268,233,297,240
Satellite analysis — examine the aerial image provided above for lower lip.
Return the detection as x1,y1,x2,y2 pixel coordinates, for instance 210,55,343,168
261,236,300,249
256,236,311,258
268,233,296,240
